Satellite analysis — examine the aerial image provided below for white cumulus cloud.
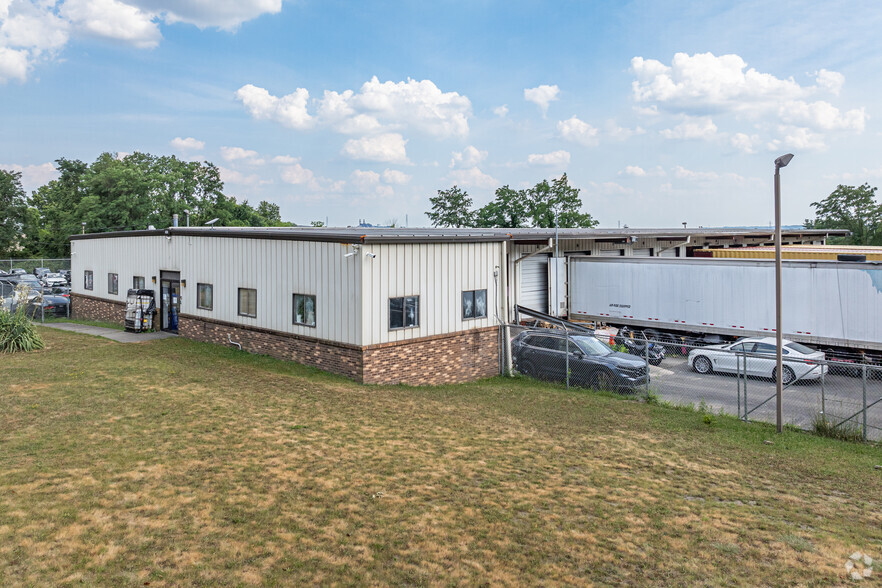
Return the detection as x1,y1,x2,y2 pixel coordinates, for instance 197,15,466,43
524,84,559,115
493,104,508,117
621,165,646,177
0,161,58,192
350,169,394,197
128,0,283,30
815,69,844,95
341,133,409,164
61,0,160,48
558,116,599,146
235,84,313,130
280,162,314,185
170,136,205,151
318,77,471,137
220,146,265,165
730,132,759,154
630,52,866,150
448,167,498,189
240,77,472,138
660,116,718,140
527,150,570,166
450,145,487,169
382,169,411,184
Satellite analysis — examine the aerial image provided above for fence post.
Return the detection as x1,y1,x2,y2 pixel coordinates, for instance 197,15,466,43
645,336,650,397
504,325,513,376
820,361,826,418
565,329,570,390
862,364,868,442
736,353,741,419
40,282,44,324
743,356,748,421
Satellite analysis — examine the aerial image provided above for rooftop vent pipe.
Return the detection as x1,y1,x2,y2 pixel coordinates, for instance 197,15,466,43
172,214,179,227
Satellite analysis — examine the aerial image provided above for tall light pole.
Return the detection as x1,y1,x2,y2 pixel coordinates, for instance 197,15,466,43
774,153,794,433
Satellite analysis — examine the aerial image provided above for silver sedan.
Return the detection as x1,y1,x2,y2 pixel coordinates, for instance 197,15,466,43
688,337,826,385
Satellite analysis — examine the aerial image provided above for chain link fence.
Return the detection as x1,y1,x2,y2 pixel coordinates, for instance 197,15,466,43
502,322,881,442
1,259,72,323
1,258,71,274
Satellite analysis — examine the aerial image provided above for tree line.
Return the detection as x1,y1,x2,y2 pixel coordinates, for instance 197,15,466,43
0,152,290,258
804,183,882,246
426,174,598,229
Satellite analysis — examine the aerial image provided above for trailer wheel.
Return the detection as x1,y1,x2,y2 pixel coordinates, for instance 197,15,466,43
773,365,796,385
693,356,712,374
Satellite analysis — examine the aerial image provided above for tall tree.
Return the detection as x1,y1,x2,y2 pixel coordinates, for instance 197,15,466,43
0,169,28,256
24,158,89,257
806,183,881,245
526,174,597,228
426,185,474,227
474,185,529,228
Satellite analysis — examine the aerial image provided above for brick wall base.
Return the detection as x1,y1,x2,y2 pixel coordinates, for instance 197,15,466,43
178,315,364,381
179,314,499,385
71,293,126,325
363,328,500,385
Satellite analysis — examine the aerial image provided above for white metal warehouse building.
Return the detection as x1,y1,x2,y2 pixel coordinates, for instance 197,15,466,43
70,226,843,384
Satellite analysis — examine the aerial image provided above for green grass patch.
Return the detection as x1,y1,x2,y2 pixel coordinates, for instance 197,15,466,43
40,317,126,331
0,327,879,585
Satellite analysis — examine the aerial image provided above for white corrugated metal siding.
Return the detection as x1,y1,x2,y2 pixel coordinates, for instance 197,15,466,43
519,254,549,312
71,235,363,345
360,242,502,345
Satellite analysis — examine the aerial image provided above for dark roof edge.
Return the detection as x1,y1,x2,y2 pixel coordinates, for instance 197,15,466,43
68,227,851,244
68,228,510,244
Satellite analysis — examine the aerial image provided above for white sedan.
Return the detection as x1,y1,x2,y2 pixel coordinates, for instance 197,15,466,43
688,337,826,384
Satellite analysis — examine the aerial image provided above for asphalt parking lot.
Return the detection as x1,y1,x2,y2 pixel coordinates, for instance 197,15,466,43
648,355,882,439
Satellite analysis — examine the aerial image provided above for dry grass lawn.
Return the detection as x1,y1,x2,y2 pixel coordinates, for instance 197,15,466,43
1,327,880,585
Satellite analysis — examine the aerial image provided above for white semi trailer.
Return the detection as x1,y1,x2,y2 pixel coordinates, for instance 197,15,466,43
568,257,882,356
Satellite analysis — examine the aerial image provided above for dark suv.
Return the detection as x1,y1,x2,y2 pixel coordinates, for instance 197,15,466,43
512,331,649,392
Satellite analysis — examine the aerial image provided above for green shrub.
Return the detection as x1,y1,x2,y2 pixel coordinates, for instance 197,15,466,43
0,304,44,353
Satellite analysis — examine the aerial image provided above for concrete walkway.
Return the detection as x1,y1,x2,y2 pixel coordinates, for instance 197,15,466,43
40,322,177,343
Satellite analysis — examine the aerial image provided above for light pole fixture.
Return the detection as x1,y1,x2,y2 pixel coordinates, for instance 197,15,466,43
774,153,794,433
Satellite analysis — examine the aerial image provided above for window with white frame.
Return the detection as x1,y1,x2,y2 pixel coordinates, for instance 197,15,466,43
108,273,118,295
84,270,93,290
133,276,146,289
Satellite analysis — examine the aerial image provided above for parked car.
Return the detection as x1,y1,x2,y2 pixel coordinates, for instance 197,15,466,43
7,274,43,291
27,295,70,318
41,272,68,287
9,268,27,275
58,269,71,283
512,330,649,392
688,337,826,384
33,267,52,279
48,286,71,297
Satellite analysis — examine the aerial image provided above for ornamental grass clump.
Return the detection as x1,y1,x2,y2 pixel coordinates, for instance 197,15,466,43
0,303,44,353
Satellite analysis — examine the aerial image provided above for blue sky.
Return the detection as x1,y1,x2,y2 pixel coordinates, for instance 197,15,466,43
2,0,881,228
